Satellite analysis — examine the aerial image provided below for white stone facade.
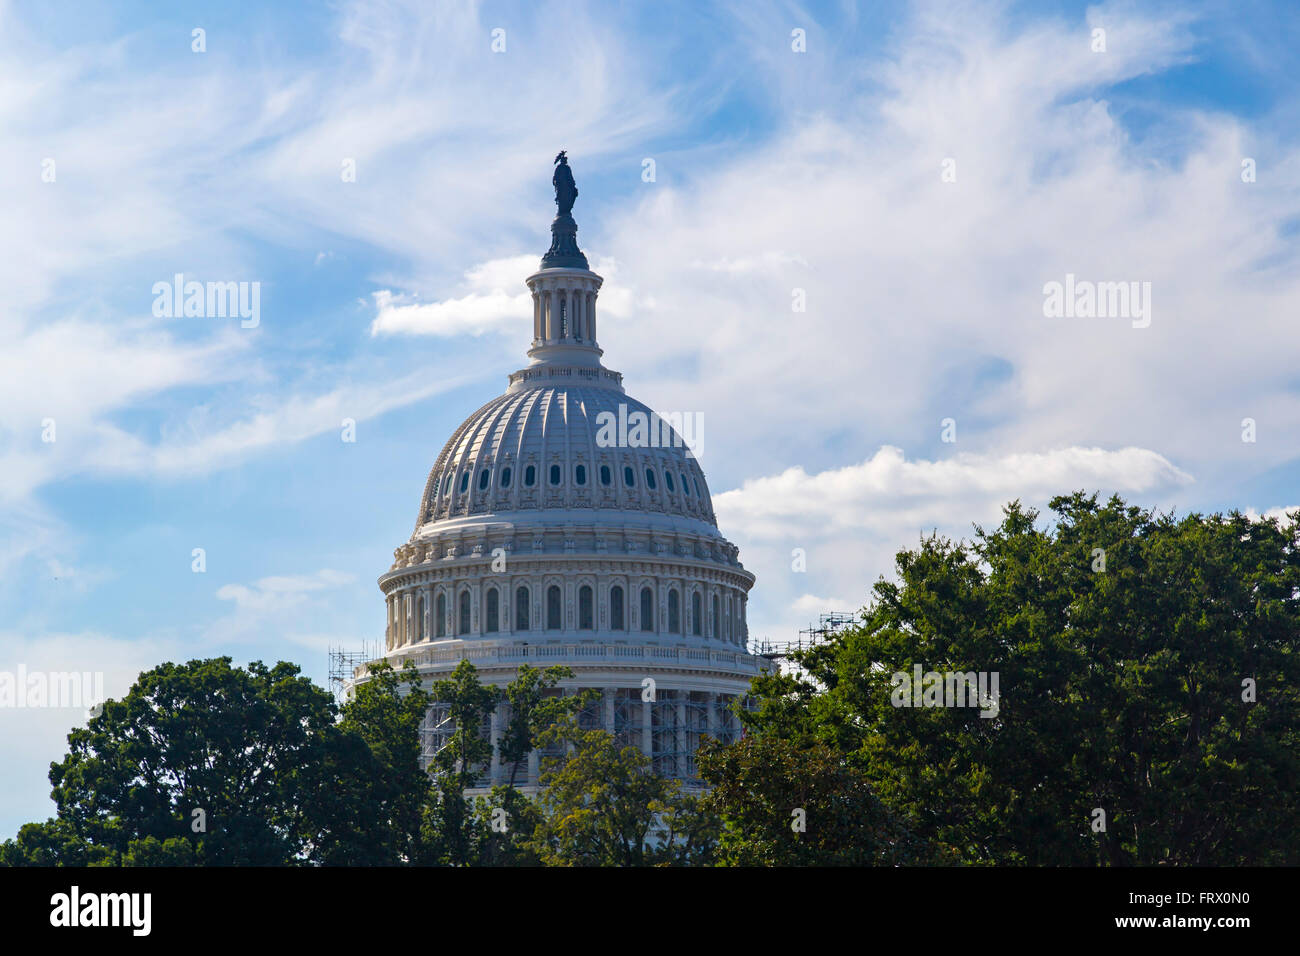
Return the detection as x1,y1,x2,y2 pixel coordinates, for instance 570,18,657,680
366,196,766,792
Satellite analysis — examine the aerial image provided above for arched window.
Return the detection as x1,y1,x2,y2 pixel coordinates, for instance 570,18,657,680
578,586,593,629
711,595,719,639
478,469,490,490
681,472,691,495
524,465,536,487
645,468,657,490
547,585,562,630
500,467,512,488
691,592,702,636
417,595,426,641
668,589,680,633
515,586,530,631
575,464,587,486
665,471,675,493
486,588,499,633
624,466,635,487
458,590,471,635
459,472,469,493
640,587,654,632
610,585,625,630
436,592,447,638
443,474,453,493
549,464,561,486
600,464,612,486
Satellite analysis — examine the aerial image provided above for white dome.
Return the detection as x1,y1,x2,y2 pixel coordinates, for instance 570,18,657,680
416,380,718,533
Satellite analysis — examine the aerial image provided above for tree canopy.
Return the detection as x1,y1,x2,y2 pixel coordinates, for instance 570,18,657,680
738,494,1300,864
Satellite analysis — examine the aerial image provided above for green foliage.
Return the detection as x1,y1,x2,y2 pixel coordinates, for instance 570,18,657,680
429,660,499,788
699,735,934,865
526,721,717,866
1,657,396,866
0,818,116,867
743,494,1300,865
335,659,431,863
497,665,593,788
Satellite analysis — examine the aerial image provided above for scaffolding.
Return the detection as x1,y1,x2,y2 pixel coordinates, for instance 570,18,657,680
612,687,641,752
651,690,677,776
749,611,858,660
327,642,376,705
419,704,492,787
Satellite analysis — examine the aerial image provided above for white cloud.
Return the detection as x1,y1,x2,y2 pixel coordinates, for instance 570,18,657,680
1243,506,1299,527
591,2,1300,516
369,252,636,338
217,569,355,613
717,445,1192,539
789,593,858,617
720,444,1194,641
370,288,532,338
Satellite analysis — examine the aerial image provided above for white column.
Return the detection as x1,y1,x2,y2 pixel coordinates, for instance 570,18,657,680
532,290,541,342
604,687,616,733
548,287,559,342
587,290,596,342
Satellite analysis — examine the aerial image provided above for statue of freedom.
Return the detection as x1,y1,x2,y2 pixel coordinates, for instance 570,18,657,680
553,150,578,217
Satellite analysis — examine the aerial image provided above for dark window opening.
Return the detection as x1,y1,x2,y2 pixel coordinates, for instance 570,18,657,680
610,585,625,630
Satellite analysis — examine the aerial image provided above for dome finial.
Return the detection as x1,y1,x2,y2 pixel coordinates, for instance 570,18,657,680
542,151,588,269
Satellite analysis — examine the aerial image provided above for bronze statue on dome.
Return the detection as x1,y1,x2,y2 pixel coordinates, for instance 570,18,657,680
553,150,578,217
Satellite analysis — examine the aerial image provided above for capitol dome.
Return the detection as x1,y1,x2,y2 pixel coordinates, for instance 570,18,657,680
373,153,764,791
417,384,719,531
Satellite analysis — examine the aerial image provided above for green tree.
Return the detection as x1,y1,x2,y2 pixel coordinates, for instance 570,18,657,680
497,665,591,788
331,659,432,864
421,660,499,865
744,493,1300,865
526,721,716,866
2,657,390,866
698,735,933,865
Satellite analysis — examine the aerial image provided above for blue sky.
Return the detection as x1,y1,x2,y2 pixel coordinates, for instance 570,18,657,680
3,0,1300,833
